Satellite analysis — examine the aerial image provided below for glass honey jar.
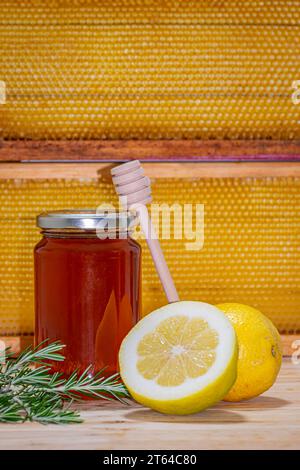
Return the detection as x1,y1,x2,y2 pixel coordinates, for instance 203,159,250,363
34,210,141,377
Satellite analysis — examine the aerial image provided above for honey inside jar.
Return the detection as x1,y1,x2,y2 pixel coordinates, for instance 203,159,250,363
34,210,141,377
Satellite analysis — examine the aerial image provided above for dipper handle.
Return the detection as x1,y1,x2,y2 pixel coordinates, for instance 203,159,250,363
111,161,179,303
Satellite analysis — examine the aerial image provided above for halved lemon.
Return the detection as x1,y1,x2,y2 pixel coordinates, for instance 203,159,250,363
119,301,238,415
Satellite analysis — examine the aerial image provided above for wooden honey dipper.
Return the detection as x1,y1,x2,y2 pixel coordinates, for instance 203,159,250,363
111,161,179,303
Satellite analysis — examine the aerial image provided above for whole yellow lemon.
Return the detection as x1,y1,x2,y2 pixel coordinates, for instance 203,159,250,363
216,303,282,402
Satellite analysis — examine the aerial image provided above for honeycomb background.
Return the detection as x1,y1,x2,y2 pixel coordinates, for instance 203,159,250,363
0,2,299,337
1,0,300,139
0,177,299,336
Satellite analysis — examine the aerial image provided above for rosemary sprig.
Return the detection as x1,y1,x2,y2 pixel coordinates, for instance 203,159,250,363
0,341,129,424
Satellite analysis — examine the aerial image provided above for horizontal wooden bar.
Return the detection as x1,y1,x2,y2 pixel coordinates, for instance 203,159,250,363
0,335,297,357
1,140,300,162
0,162,299,179
0,335,34,355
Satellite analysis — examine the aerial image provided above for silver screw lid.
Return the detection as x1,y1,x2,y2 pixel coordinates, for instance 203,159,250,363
36,209,138,231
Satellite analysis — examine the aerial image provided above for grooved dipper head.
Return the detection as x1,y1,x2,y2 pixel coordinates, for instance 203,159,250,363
111,160,152,206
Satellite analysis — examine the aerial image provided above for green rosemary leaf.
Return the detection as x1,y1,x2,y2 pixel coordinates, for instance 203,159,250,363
0,340,130,424
23,391,82,424
0,396,24,423
32,408,83,425
3,341,65,376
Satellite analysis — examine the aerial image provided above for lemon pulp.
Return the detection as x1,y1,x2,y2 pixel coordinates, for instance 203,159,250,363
137,316,218,386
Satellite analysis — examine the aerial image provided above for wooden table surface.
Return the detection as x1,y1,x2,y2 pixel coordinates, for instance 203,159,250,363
0,359,299,450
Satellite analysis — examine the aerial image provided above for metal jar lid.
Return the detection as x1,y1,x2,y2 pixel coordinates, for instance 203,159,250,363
36,209,138,232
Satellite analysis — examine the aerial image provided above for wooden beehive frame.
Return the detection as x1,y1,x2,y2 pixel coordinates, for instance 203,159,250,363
1,139,300,180
0,139,299,355
1,139,300,163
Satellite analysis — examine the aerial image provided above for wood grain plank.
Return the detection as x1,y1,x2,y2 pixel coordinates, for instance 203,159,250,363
1,140,300,162
0,360,298,450
1,162,300,179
